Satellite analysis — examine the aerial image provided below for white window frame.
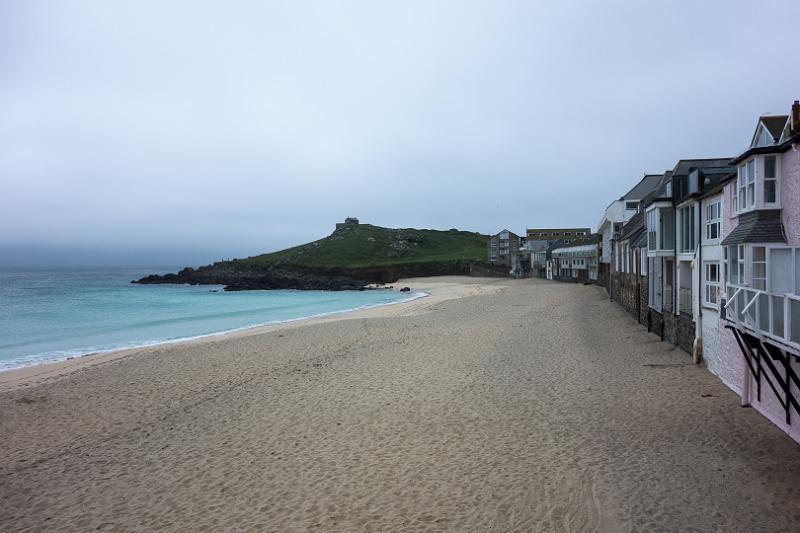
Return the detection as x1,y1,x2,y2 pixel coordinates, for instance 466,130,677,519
736,159,756,213
705,200,721,242
704,262,720,308
679,204,695,253
763,155,779,206
647,210,657,251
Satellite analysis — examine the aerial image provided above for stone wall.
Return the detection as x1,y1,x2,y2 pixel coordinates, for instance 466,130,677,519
662,311,695,354
610,272,651,326
469,263,510,278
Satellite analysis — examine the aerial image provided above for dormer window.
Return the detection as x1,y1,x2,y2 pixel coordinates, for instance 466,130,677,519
754,124,774,147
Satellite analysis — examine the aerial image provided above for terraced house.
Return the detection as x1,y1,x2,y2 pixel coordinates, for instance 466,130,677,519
601,100,800,444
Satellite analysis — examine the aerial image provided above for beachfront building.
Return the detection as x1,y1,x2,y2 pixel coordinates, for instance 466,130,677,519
643,159,734,353
716,102,800,442
611,201,651,324
696,181,728,375
487,229,521,271
597,174,662,287
550,236,600,283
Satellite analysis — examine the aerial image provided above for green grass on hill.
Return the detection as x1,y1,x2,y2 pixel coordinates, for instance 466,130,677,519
235,224,488,269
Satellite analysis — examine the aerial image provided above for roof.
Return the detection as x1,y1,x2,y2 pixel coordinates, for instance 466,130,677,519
670,158,733,177
490,229,519,238
697,171,736,200
623,174,663,200
731,132,800,164
550,235,600,250
631,228,648,248
761,115,789,141
720,210,786,246
619,210,644,241
642,172,672,206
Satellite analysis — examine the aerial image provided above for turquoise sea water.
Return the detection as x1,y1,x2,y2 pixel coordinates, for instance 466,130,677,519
0,268,423,371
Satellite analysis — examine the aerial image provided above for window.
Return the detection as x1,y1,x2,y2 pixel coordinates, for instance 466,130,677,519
647,210,657,251
752,246,766,290
737,160,756,212
764,156,777,204
704,262,720,307
679,205,695,253
625,201,638,210
705,201,721,241
727,244,745,285
660,209,675,250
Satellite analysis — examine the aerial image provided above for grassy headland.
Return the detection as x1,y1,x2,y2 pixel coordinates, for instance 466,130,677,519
135,224,488,290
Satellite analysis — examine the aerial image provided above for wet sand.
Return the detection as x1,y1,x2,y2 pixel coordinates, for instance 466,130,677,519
1,277,799,532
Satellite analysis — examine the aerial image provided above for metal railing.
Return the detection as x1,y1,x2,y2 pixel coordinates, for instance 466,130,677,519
724,284,800,348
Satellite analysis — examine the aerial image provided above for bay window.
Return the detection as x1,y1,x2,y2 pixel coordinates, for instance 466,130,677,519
647,210,657,251
735,155,781,213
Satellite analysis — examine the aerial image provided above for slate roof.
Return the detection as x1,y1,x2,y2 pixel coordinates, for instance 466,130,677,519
623,174,663,200
671,158,733,177
631,228,648,248
720,210,786,246
619,210,643,241
550,234,600,250
643,172,672,205
697,171,736,200
761,115,789,141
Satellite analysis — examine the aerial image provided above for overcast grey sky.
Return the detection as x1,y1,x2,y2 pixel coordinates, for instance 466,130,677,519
2,0,799,266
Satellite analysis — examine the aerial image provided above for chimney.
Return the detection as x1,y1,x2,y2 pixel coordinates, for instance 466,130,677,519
792,100,800,134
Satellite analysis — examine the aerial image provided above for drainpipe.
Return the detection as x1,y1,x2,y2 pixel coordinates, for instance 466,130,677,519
693,197,703,364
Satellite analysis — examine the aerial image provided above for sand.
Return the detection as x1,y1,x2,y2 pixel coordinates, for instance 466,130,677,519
1,276,799,532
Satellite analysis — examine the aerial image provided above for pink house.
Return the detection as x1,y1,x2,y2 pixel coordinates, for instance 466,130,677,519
717,101,800,443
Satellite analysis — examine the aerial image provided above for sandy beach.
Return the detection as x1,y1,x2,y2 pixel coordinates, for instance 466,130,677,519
2,276,799,532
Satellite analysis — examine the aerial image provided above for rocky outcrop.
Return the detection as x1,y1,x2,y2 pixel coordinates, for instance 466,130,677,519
133,260,472,291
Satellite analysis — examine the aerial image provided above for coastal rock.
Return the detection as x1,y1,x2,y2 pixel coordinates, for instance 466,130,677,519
399,287,411,292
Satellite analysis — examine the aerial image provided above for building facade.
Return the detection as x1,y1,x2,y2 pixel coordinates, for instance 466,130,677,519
487,229,521,270
597,174,662,287
550,236,601,283
715,103,800,443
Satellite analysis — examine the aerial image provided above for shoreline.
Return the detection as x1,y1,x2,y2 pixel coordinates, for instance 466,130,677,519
0,276,504,393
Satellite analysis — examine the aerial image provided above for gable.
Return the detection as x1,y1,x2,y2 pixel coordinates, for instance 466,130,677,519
751,116,789,148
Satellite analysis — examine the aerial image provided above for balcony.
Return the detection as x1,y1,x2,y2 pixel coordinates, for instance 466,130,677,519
725,284,800,349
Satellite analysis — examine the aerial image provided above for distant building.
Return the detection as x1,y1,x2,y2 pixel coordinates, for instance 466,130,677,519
550,235,601,283
488,229,521,271
335,217,360,229
526,227,591,244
